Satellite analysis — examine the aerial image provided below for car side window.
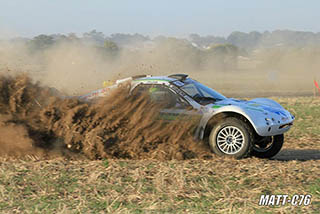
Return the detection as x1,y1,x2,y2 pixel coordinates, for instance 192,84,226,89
180,84,199,97
131,84,151,95
132,84,190,109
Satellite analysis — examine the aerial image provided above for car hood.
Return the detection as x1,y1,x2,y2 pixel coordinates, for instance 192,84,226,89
207,98,292,119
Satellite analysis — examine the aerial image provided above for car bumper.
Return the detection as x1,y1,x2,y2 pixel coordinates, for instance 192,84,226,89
255,118,294,136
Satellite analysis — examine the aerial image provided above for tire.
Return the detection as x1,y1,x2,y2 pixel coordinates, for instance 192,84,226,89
209,117,253,159
251,134,284,158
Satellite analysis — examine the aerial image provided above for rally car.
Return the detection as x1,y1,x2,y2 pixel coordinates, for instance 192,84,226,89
80,74,295,159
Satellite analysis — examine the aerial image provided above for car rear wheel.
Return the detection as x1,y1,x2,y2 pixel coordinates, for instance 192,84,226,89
251,134,284,158
209,118,253,159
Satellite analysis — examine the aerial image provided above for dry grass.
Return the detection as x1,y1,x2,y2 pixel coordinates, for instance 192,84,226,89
0,158,319,214
0,97,319,213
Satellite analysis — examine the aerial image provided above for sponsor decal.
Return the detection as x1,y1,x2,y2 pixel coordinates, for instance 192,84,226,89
212,105,222,109
212,104,229,109
261,106,287,117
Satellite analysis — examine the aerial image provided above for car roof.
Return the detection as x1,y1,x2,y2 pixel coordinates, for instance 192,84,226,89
133,74,190,83
135,76,176,82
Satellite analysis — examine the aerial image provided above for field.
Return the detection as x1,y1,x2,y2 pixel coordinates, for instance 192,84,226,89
0,97,319,213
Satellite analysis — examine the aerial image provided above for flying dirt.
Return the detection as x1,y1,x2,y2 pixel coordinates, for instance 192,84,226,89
0,74,212,160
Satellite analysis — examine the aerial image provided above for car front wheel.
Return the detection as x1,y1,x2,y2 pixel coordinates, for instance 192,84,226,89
209,118,253,159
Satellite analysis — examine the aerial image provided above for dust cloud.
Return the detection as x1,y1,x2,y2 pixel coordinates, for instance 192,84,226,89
0,36,319,159
1,38,318,97
0,74,211,160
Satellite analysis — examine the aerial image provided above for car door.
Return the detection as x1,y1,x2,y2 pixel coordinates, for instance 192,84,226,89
132,83,202,122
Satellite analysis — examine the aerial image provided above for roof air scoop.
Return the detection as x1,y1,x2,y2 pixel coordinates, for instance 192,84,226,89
168,74,188,81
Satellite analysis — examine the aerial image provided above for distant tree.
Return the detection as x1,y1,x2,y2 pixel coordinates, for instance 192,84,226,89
258,30,320,48
227,31,262,49
208,43,238,54
204,43,239,70
92,39,119,59
103,40,119,51
83,30,105,45
110,33,149,47
27,34,55,51
67,33,80,42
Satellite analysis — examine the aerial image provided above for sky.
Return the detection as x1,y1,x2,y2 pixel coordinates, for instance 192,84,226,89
1,0,320,38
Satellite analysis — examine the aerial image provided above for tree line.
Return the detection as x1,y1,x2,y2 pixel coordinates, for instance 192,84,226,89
6,29,320,72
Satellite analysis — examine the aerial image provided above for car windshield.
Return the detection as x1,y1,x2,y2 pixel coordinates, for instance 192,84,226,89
180,79,226,103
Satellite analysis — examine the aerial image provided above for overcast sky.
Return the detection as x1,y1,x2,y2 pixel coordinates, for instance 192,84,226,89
1,0,320,38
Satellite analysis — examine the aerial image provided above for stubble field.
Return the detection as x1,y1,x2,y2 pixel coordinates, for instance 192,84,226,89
0,96,319,213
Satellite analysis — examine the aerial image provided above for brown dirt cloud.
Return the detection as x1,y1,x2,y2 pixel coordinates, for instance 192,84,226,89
0,74,211,160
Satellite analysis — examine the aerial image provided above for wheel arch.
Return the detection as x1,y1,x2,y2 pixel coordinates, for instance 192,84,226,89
203,111,257,140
